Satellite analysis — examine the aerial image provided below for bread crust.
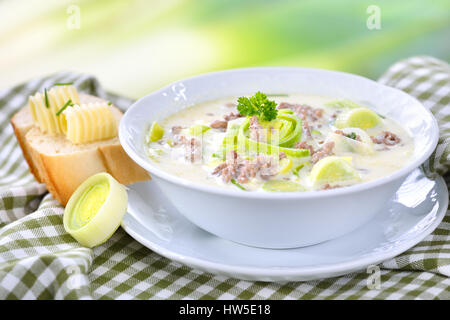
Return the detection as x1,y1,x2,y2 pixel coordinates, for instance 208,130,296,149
10,94,150,206
98,144,150,185
10,106,43,182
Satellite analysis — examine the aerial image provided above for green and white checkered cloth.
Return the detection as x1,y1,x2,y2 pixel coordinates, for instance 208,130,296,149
0,57,449,300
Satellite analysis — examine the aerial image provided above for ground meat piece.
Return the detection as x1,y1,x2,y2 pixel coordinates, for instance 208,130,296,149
277,102,324,122
296,141,315,155
371,131,401,146
212,162,227,175
237,160,257,183
314,108,324,118
223,152,240,182
260,172,275,180
213,151,241,183
321,183,340,190
227,150,239,163
255,155,277,180
173,135,201,162
322,183,332,190
296,140,334,163
311,141,335,164
210,120,228,130
249,116,264,142
210,112,243,131
279,151,286,160
294,104,324,122
186,137,201,162
277,102,294,109
223,112,243,121
225,102,236,108
237,174,249,184
172,135,187,146
302,119,312,137
212,151,277,183
220,166,235,183
171,126,183,134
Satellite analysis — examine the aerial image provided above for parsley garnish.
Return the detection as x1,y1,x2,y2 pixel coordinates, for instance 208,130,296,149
53,82,73,86
107,101,112,106
44,88,49,108
237,92,278,122
56,99,73,116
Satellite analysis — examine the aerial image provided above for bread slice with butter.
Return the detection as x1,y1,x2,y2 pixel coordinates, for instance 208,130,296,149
11,92,149,206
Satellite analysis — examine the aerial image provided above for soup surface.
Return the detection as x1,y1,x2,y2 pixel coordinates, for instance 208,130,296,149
145,93,414,192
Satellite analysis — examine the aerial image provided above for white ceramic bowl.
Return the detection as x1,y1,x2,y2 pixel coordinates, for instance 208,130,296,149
119,67,439,249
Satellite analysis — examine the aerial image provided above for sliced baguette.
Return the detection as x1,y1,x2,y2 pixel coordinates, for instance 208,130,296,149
11,93,150,205
11,104,42,182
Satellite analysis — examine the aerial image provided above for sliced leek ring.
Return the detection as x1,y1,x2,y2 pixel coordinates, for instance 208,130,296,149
309,156,360,187
188,124,210,136
63,173,128,248
335,107,381,130
328,127,374,155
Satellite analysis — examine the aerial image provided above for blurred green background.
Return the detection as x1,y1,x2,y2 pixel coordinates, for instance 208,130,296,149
0,0,449,99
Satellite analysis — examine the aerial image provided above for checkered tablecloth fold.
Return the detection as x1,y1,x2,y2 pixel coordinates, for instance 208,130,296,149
0,59,449,300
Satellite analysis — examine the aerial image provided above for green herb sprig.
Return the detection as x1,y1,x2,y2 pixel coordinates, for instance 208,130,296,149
237,91,278,122
230,178,246,191
56,99,73,116
346,132,357,140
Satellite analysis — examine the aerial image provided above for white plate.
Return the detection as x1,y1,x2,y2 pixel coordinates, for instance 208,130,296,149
121,169,447,282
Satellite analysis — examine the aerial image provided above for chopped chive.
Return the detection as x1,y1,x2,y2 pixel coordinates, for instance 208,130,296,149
107,101,112,106
56,99,72,116
53,82,73,86
293,162,309,176
44,88,49,108
230,179,246,191
377,112,386,119
212,152,225,160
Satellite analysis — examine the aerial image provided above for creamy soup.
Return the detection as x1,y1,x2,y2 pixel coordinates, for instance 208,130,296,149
145,93,414,192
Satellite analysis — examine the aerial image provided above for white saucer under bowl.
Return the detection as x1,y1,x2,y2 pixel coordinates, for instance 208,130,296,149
121,169,448,282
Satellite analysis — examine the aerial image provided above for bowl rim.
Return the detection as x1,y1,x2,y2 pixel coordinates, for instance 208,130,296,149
119,66,440,200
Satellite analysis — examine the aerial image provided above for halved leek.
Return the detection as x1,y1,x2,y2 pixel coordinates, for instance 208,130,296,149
63,173,128,248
